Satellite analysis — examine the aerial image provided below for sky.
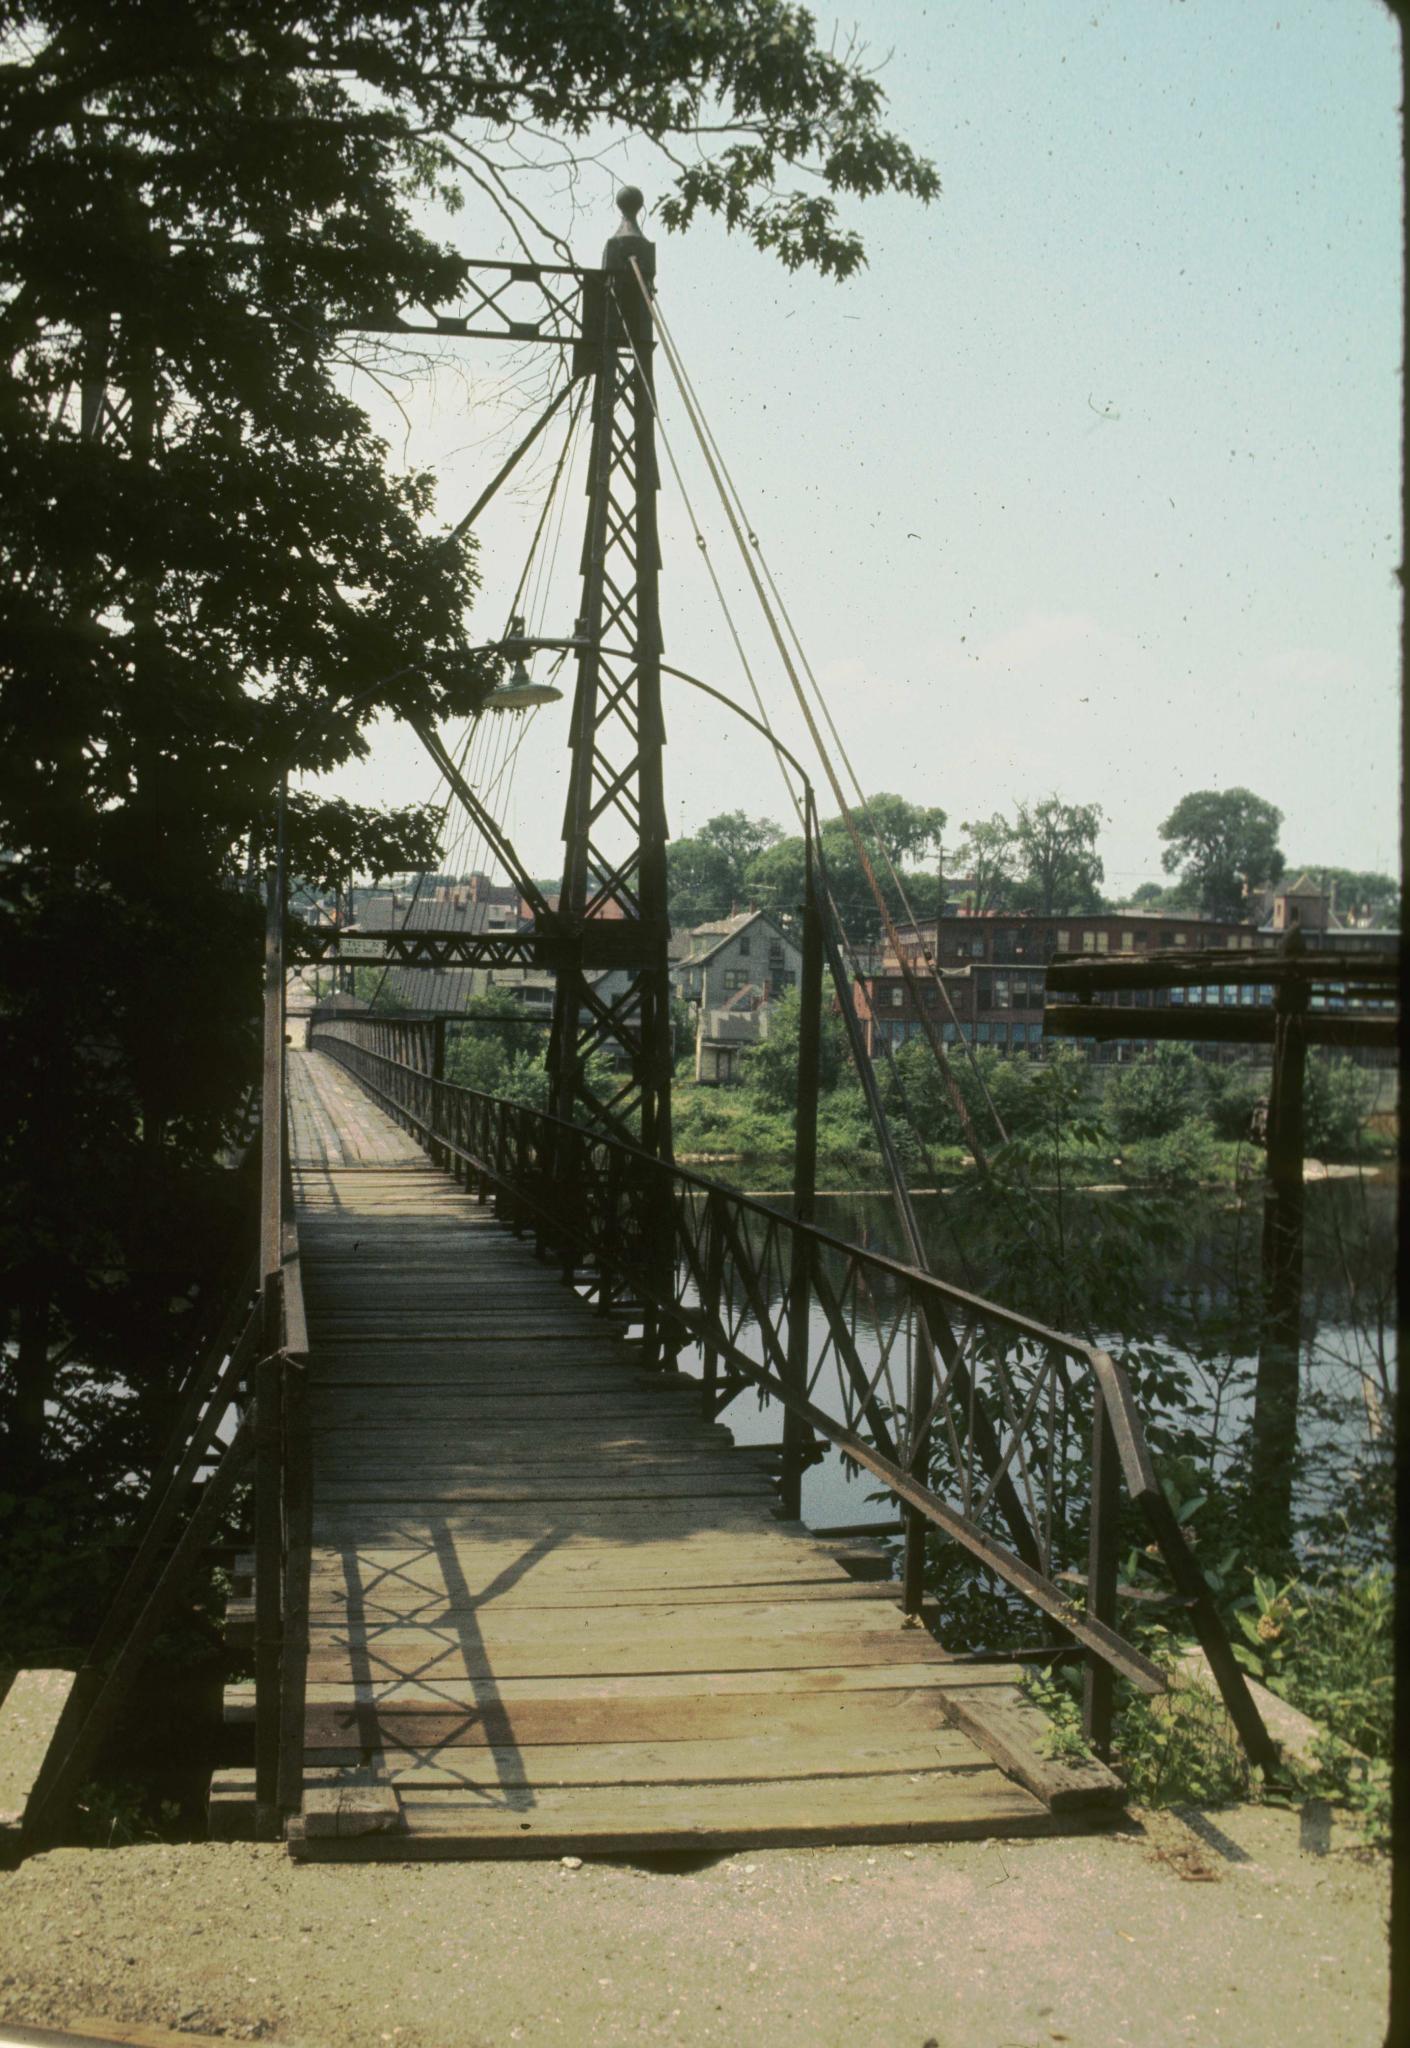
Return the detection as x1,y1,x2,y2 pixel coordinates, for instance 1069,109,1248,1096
318,0,1403,898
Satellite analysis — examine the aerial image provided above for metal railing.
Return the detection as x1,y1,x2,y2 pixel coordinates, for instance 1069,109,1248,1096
310,1017,1277,1770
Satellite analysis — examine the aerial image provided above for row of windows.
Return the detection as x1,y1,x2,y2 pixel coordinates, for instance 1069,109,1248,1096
874,1019,1045,1049
1168,984,1275,1008
722,967,797,993
735,935,791,964
975,972,1045,1011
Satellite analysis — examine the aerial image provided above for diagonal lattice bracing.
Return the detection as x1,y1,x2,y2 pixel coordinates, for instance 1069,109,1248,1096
548,280,671,1163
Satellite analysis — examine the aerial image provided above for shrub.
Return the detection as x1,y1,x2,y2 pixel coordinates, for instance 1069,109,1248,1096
1201,1060,1266,1141
1124,1117,1219,1187
1104,1044,1204,1142
1303,1054,1370,1161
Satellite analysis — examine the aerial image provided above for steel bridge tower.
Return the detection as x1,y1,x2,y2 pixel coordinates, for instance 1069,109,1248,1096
546,194,671,1158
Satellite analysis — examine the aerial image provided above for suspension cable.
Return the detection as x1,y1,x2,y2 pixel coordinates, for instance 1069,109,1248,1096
628,263,1000,1168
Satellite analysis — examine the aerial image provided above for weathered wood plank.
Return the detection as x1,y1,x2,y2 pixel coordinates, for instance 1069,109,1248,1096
225,1658,1026,1721
295,1685,977,1754
931,1680,1124,1813
292,1728,985,1787
286,1765,1057,1859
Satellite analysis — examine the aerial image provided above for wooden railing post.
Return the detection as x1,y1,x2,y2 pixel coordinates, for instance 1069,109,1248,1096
1082,1386,1121,1760
782,814,824,1518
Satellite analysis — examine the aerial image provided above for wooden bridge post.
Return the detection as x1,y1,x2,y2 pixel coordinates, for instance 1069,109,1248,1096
1251,929,1308,1549
782,805,824,1518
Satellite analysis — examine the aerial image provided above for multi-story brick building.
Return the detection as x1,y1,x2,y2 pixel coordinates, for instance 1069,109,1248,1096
853,883,1397,1064
854,909,1255,1058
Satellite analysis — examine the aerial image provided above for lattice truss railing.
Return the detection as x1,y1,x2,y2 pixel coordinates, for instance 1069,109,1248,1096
366,260,585,346
307,1019,1280,1775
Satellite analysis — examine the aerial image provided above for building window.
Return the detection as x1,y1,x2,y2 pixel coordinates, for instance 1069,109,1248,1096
994,977,1010,1009
1174,932,1188,947
977,973,992,1008
977,1021,991,1043
775,970,796,991
991,1021,1009,1048
943,1021,958,1043
971,939,985,958
738,936,750,958
1056,929,1070,952
1121,931,1134,951
723,968,749,991
890,986,904,1007
1096,931,1110,953
1082,931,1097,953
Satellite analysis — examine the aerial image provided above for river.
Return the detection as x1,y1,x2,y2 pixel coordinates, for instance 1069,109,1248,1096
687,1174,1397,1544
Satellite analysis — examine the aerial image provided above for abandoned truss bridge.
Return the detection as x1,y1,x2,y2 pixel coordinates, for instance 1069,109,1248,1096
10,206,1284,1862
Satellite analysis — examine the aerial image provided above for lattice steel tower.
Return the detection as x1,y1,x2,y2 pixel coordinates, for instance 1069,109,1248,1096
546,190,672,1159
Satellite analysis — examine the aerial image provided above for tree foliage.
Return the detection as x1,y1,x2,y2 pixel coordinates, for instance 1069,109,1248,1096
1159,788,1285,921
667,810,781,929
955,813,1017,914
0,0,939,1506
744,793,947,939
1010,797,1105,916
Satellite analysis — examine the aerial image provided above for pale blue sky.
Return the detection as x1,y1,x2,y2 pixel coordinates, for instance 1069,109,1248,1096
327,0,1402,895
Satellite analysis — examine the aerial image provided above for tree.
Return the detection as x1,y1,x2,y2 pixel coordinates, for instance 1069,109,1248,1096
1158,789,1285,921
0,1,939,1515
667,810,781,929
857,793,948,872
1103,1045,1205,1144
742,991,845,1112
745,794,948,940
956,814,1017,914
1011,798,1105,915
1128,878,1196,911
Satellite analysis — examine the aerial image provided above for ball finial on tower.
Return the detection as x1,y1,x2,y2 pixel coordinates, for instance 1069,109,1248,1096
603,183,655,290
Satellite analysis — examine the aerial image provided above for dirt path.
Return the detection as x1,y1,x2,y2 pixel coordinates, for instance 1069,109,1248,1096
0,1805,1387,2048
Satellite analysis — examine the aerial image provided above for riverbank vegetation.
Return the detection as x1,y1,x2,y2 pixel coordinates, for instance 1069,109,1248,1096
666,1000,1391,1190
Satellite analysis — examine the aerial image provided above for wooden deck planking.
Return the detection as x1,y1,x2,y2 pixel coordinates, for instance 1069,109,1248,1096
277,1050,1115,1857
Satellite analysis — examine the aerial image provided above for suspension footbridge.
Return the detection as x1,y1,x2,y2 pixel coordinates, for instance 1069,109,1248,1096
11,198,1279,1861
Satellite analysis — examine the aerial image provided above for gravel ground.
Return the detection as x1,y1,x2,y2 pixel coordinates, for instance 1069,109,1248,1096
0,1805,1388,2048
